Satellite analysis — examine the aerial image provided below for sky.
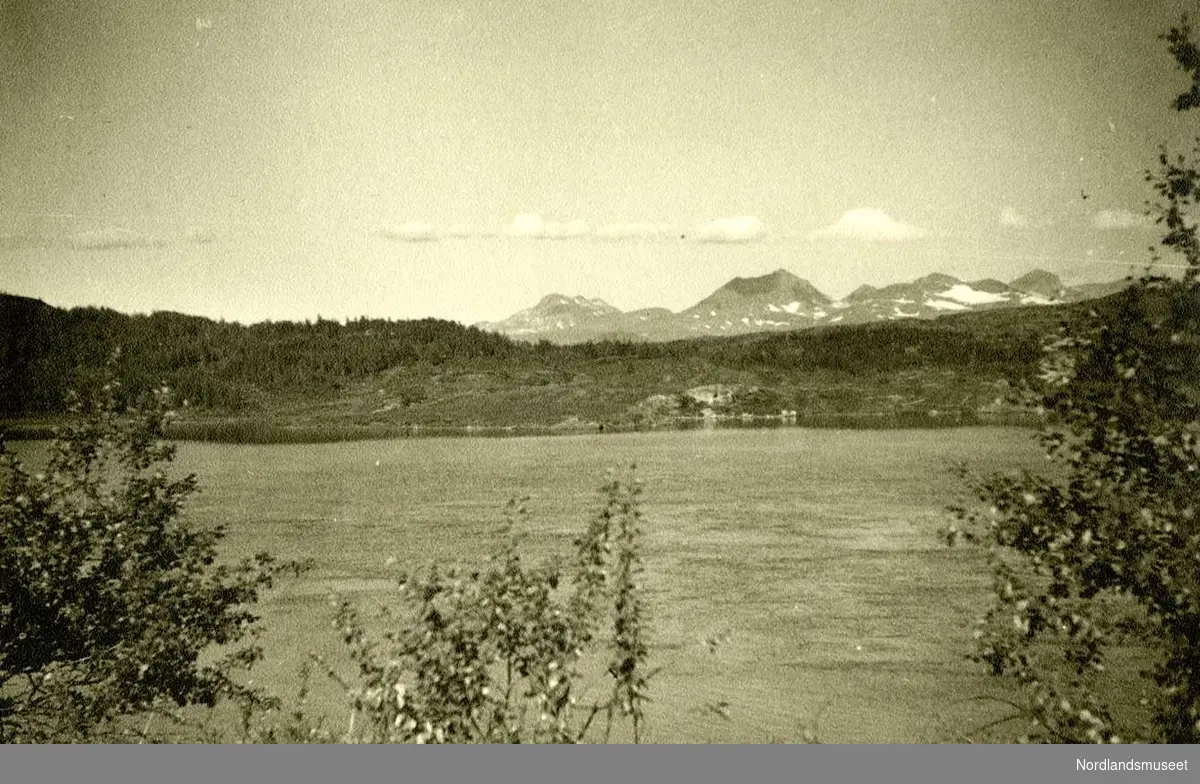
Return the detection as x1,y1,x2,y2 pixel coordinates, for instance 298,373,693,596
1,0,1198,325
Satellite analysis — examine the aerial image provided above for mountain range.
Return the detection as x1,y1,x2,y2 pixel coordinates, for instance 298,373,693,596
475,269,1131,344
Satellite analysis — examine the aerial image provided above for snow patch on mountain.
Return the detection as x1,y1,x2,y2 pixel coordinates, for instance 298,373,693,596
926,299,970,311
1019,294,1055,306
939,284,1009,305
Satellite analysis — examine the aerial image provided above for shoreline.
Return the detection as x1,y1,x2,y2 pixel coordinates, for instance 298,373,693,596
0,409,1041,444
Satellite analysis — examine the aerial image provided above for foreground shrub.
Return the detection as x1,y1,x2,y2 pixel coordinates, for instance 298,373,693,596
303,470,653,744
0,378,299,742
947,17,1200,743
950,280,1200,743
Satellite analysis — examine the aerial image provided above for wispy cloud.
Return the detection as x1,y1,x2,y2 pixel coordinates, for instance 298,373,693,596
0,232,49,251
59,226,217,250
353,215,770,243
999,206,1053,229
373,221,439,242
184,226,217,244
806,208,926,242
371,221,478,241
507,213,589,239
687,216,767,243
1092,208,1154,230
999,206,1027,228
593,222,676,241
67,228,167,250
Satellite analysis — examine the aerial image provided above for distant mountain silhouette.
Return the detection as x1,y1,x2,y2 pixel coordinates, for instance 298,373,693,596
1010,269,1066,299
476,268,1132,344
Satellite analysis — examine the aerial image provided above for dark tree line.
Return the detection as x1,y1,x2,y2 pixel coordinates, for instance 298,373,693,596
0,288,1102,419
0,295,520,415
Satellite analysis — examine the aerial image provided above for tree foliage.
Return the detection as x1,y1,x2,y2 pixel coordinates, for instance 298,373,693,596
948,17,1200,743
274,470,654,744
0,303,520,415
0,376,300,742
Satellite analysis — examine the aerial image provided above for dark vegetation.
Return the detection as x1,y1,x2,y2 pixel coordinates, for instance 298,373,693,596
0,381,309,742
0,289,1110,439
947,17,1200,743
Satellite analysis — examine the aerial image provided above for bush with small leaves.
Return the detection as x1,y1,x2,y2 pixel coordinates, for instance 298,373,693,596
323,468,652,744
947,17,1200,744
0,374,302,742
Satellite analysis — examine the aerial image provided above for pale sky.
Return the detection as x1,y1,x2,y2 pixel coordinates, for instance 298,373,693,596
1,1,1196,325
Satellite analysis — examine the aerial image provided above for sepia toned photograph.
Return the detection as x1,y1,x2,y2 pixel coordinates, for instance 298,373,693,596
1,0,1198,748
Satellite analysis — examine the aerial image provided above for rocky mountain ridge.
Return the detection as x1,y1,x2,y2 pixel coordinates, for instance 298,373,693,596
476,268,1130,344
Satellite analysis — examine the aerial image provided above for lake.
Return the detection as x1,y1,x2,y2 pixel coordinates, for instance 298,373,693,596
161,426,1042,742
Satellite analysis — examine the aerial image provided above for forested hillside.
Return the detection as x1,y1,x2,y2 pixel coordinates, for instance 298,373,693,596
0,290,1116,436
0,294,518,414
